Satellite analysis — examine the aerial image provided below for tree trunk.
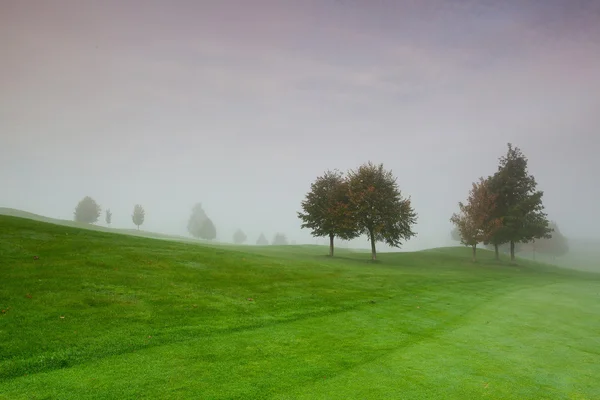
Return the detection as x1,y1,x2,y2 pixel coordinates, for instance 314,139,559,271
494,244,499,260
510,241,516,264
329,233,334,257
370,230,377,261
472,244,477,262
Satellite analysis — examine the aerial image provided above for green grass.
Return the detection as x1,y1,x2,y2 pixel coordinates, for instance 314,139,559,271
1,215,599,399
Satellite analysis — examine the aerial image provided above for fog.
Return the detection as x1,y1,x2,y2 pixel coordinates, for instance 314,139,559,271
1,0,600,252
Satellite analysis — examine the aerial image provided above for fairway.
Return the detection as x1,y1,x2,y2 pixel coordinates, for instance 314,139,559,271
1,215,599,399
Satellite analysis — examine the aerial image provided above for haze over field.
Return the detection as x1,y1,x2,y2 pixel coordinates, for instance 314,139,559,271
1,0,600,250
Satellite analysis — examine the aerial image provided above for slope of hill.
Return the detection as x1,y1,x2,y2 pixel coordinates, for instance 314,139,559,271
0,215,599,399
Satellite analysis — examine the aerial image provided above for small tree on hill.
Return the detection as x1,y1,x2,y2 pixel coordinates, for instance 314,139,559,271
198,217,217,241
450,177,503,262
256,233,268,245
74,196,101,224
272,233,289,245
187,203,208,238
346,162,418,261
233,229,247,244
132,204,145,230
298,169,359,256
105,209,112,227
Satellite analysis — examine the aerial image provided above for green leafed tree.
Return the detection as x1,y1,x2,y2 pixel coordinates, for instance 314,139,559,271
105,209,112,227
233,229,247,244
298,169,359,256
487,143,552,263
256,233,269,245
131,204,145,230
198,217,217,241
450,178,503,262
346,162,418,261
272,232,289,245
74,196,101,224
187,203,208,239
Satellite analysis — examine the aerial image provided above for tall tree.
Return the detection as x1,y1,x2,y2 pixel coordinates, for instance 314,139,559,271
105,209,112,227
487,143,552,263
74,196,101,224
198,217,217,241
298,169,358,256
272,232,289,246
187,203,208,238
233,229,247,244
131,204,145,230
256,233,268,246
450,178,503,262
346,162,418,261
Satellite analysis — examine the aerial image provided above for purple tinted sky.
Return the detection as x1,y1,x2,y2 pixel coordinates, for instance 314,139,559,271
1,0,599,249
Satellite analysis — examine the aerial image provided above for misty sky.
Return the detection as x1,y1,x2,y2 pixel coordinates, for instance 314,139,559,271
1,0,599,250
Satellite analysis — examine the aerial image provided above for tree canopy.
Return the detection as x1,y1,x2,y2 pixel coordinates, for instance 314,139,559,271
346,162,417,260
256,233,269,246
187,203,208,239
298,169,358,256
74,196,101,224
198,217,217,241
272,233,289,246
131,204,145,230
233,229,247,245
105,209,112,226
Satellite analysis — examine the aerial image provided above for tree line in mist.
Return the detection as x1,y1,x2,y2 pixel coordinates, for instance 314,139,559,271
298,143,562,263
71,142,564,263
72,197,289,246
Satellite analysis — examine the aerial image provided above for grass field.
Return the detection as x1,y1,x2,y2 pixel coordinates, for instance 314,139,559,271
1,215,599,399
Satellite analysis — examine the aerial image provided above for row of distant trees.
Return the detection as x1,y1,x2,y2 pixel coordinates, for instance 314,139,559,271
73,198,290,245
450,143,560,263
74,197,145,230
298,161,417,260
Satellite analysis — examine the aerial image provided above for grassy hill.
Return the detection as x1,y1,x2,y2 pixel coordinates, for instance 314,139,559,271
1,214,599,399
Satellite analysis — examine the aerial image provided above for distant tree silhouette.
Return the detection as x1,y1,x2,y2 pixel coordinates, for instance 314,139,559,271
74,196,101,224
233,229,247,244
256,233,268,245
105,209,112,227
198,217,217,241
132,204,145,230
187,203,208,238
272,233,289,245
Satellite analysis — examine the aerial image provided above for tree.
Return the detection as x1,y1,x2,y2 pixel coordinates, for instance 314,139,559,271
74,196,101,224
198,217,217,241
487,143,552,263
346,162,418,261
450,227,461,242
105,209,112,227
298,169,358,256
522,221,569,260
131,204,145,230
272,233,289,245
450,178,503,262
233,229,247,244
256,233,269,246
187,203,208,238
